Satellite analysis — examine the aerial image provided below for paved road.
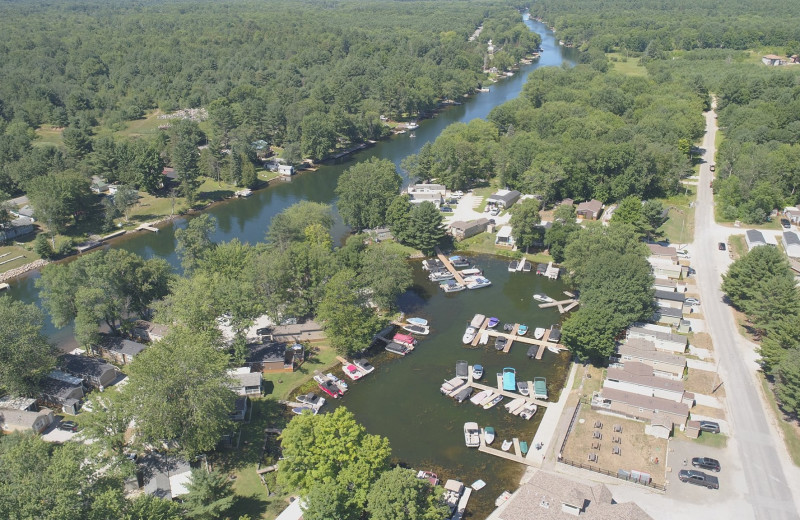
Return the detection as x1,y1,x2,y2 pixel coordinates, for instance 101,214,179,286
692,102,800,519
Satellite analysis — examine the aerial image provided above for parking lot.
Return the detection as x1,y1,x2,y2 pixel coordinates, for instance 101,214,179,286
666,437,746,503
41,416,80,443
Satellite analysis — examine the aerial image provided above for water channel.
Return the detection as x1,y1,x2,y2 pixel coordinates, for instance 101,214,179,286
8,14,577,517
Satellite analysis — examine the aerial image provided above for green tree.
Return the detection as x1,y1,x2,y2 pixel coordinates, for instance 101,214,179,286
171,122,202,206
241,156,258,188
301,112,336,161
77,391,133,462
335,157,402,231
113,185,138,222
366,467,450,520
405,201,445,254
62,126,93,159
27,172,94,233
385,194,413,244
360,245,412,310
0,297,56,395
183,468,235,520
123,494,183,520
34,233,56,259
561,305,619,361
303,479,360,520
266,201,333,250
120,328,235,457
775,348,800,417
543,220,580,264
509,197,542,251
0,191,14,228
175,214,217,274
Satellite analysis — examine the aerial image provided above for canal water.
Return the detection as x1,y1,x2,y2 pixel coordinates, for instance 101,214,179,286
8,14,577,517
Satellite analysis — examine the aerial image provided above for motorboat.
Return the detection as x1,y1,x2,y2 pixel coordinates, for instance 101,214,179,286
441,280,465,292
495,491,512,507
315,376,341,398
454,387,473,403
517,381,530,396
517,324,529,336
456,360,469,378
548,324,562,342
501,439,512,451
354,358,375,374
533,327,546,340
292,406,317,415
385,342,410,355
482,395,504,410
533,377,548,399
548,345,561,354
416,470,438,486
471,479,486,491
342,364,362,381
472,364,484,380
449,255,470,268
406,317,428,327
479,331,489,345
519,402,538,420
503,323,514,332
533,294,555,303
422,259,444,271
484,426,496,444
462,326,477,344
502,367,516,391
429,270,454,282
393,333,417,347
520,441,529,454
487,317,500,328
467,277,492,289
459,268,482,276
508,260,518,272
406,121,419,130
408,132,416,138
504,397,525,412
441,377,466,394
464,422,481,447
494,336,508,351
296,393,325,409
526,346,538,359
470,389,492,405
327,373,348,393
522,260,532,272
470,314,486,328
402,323,430,335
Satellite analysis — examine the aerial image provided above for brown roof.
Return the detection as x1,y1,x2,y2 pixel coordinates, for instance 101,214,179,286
653,278,677,288
598,387,689,419
606,362,685,392
618,339,686,367
450,218,489,231
764,54,784,60
576,199,603,214
651,413,674,430
647,243,677,257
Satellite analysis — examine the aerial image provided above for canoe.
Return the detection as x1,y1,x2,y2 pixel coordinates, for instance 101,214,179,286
501,439,512,451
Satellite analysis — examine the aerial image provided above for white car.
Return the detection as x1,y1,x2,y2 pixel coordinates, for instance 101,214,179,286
685,297,700,305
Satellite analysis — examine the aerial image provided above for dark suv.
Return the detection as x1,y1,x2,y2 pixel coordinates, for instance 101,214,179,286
679,470,719,489
698,420,720,433
692,457,721,472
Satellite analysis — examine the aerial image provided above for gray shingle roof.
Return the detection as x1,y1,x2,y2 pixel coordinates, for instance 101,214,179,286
654,290,685,302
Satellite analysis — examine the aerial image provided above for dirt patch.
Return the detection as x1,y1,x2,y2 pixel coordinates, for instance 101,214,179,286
561,404,668,485
685,369,726,399
690,331,714,352
690,404,726,420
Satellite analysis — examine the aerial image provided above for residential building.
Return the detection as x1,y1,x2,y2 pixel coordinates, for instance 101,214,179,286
576,199,603,220
41,370,85,405
653,278,677,292
647,255,685,280
487,469,654,520
646,243,677,259
762,54,787,66
487,189,521,209
0,216,35,241
604,362,690,403
407,183,446,205
782,231,800,258
746,229,767,250
646,413,674,439
654,306,683,327
230,396,250,421
59,354,119,388
133,320,170,342
0,396,37,412
278,164,295,176
449,218,489,240
626,326,687,354
784,207,800,224
0,407,54,434
246,342,302,373
99,337,147,365
227,367,263,396
495,225,515,247
11,204,35,220
614,338,686,380
138,453,193,500
654,289,685,309
275,498,305,520
363,227,393,243
592,387,689,427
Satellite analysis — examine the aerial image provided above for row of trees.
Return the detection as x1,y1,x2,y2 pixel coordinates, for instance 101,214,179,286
722,247,800,416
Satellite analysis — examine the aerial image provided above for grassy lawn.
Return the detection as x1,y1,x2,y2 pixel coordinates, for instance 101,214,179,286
728,234,746,260
106,110,166,139
758,373,800,466
33,125,64,148
265,343,340,401
656,187,696,245
574,364,605,396
684,369,725,399
607,52,647,76
0,239,41,274
454,231,553,262
689,331,714,353
680,429,728,449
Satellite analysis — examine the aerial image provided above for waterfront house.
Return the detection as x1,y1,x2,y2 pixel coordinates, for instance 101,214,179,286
762,54,787,66
99,337,147,365
449,218,489,240
11,204,35,220
495,225,515,247
487,189,521,209
133,320,170,342
604,362,691,404
246,342,299,373
227,367,263,396
138,453,193,500
0,216,35,241
782,231,800,259
278,164,295,177
626,325,687,354
0,407,54,434
364,227,393,243
59,354,119,388
654,290,685,309
90,176,110,194
592,387,689,427
653,278,677,292
745,229,767,250
576,199,603,220
613,338,686,380
407,183,446,206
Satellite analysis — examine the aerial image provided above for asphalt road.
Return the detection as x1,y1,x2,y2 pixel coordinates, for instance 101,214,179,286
692,102,800,519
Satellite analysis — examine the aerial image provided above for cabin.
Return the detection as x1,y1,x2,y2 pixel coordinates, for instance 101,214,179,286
654,306,683,327
784,207,800,224
782,231,800,259
0,216,35,241
762,54,787,66
91,176,110,194
407,183,446,206
138,453,193,500
626,325,687,354
495,225,515,247
278,164,295,177
0,407,54,434
0,396,37,412
227,367,263,396
605,362,691,404
246,342,302,373
41,371,86,407
576,199,603,220
613,339,686,380
654,290,685,310
592,387,689,427
487,189,521,209
59,354,119,388
745,229,767,251
133,320,170,342
99,337,147,365
449,218,489,240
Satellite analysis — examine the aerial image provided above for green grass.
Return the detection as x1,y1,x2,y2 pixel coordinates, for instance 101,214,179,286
758,373,800,466
455,231,553,262
33,125,64,148
728,234,746,259
682,430,728,449
108,110,167,139
607,52,647,76
0,240,41,274
266,343,340,400
656,186,696,245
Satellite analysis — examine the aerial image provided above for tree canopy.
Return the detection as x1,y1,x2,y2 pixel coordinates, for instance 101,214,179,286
366,467,450,520
0,297,56,396
335,157,402,232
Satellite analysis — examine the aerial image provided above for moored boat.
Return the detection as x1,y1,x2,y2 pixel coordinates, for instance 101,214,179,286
471,479,486,491
449,255,470,268
456,360,469,378
470,314,486,328
482,395,504,409
464,422,480,447
385,342,410,356
441,280,465,292
503,323,514,332
402,323,429,335
533,327,546,340
548,324,562,342
459,268,482,276
416,470,438,486
406,317,428,326
472,364,484,380
470,389,492,405
296,392,325,409
429,270,454,282
342,364,362,381
519,402,538,420
522,260,532,272
467,277,492,289
548,345,561,354
487,317,500,328
501,439,512,451
494,336,508,351
422,258,444,271
533,377,548,399
393,332,417,347
454,386,473,403
533,293,555,303
504,397,525,412
484,426,496,444
315,376,341,398
502,367,516,391
508,260,518,272
517,324,528,336
479,331,489,345
354,358,375,374
462,326,477,344
441,376,466,394
517,381,530,396
292,406,317,415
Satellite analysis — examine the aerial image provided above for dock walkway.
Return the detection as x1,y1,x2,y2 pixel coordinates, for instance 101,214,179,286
478,429,535,466
537,291,580,314
467,366,548,408
434,247,465,286
451,487,472,520
469,317,566,356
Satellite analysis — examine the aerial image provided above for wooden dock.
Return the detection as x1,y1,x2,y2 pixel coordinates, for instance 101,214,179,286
136,223,159,233
469,317,564,356
434,247,465,286
451,487,472,520
468,366,549,408
537,291,580,314
478,429,535,466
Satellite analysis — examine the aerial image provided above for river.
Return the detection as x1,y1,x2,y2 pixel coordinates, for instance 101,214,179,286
8,14,576,517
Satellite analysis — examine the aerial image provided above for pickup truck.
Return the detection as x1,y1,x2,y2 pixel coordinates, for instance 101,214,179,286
678,469,719,489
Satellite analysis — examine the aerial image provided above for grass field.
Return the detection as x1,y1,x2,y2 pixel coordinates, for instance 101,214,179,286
107,110,167,139
607,52,647,76
33,125,64,148
455,231,552,263
266,343,340,400
656,187,696,245
676,429,728,449
758,373,800,466
0,240,41,273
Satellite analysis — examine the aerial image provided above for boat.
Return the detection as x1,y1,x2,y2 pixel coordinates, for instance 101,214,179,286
548,324,562,343
464,422,480,447
487,317,500,328
470,389,492,405
533,327,546,340
296,393,325,409
342,364,362,381
470,314,486,328
462,326,477,344
385,342,410,355
520,441,529,454
441,280,465,292
533,377,548,399
454,387,473,403
456,360,469,378
422,259,444,271
416,470,438,486
315,377,341,399
449,255,470,268
479,331,489,345
472,364,484,380
482,395,504,409
406,122,419,130
393,333,417,347
501,439,512,451
444,480,465,512
484,426,496,444
508,260,518,272
354,358,375,374
408,132,416,138
504,397,525,412
526,346,538,359
522,260,532,272
406,317,428,327
467,277,492,289
396,129,406,134
548,345,561,354
495,491,512,507
402,324,429,335
441,377,466,394
459,268,482,276
519,402,538,420
292,406,317,415
471,479,486,491
494,336,508,351
502,367,516,391
429,270,454,282
533,294,555,303
517,381,530,396
517,324,528,336
503,323,514,332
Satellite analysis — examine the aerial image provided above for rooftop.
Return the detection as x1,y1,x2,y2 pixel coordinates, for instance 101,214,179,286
656,306,683,318
606,361,685,392
654,290,685,302
103,337,147,357
783,231,800,246
0,396,37,411
598,387,689,418
60,354,116,378
139,452,192,500
227,368,263,388
576,199,603,214
450,218,489,230
246,342,290,363
653,278,677,287
746,229,766,243
488,189,521,203
0,408,51,429
628,326,687,346
618,339,686,367
647,243,677,257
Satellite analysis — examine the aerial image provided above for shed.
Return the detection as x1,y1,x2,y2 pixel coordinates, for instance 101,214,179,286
246,342,297,373
782,231,800,258
685,420,701,439
138,453,193,500
133,320,170,342
495,225,515,246
449,218,489,240
0,407,53,434
100,337,147,365
576,199,603,220
655,290,685,309
746,229,767,250
278,164,295,177
0,396,37,411
59,354,119,388
487,189,521,209
762,54,787,66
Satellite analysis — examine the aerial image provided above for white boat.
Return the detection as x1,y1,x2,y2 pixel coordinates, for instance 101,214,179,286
408,132,416,138
501,439,512,451
472,364,484,379
341,365,362,381
495,490,512,507
470,314,486,328
470,389,492,405
406,122,419,130
327,373,350,389
354,358,375,374
441,377,467,394
533,327,546,340
508,260,518,272
459,268,482,276
429,270,454,281
548,345,561,354
402,323,430,335
483,426,495,444
517,324,529,336
533,293,554,303
519,402,538,420
464,422,480,448
462,326,477,344
292,406,317,415
467,277,492,289
396,129,406,134
482,395,504,410
517,381,529,396
479,331,489,345
406,317,428,326
441,280,465,292
504,397,525,412
471,479,486,491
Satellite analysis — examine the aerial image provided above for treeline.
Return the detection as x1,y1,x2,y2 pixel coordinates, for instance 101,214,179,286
529,0,800,53
403,65,703,203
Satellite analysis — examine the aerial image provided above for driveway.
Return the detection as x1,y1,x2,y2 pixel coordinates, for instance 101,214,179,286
666,438,746,505
444,191,512,227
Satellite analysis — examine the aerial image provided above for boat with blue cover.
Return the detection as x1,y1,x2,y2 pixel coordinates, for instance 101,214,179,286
502,368,516,391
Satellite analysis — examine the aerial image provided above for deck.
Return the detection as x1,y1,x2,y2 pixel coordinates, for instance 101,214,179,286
451,487,472,520
434,247,465,286
537,291,580,314
468,366,549,408
469,317,566,357
478,429,535,466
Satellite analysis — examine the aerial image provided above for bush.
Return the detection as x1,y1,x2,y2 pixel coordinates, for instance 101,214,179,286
34,234,55,259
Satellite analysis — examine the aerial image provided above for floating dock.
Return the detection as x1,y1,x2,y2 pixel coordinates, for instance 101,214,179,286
434,247,465,286
467,366,548,408
537,291,580,314
136,223,159,233
478,429,535,467
451,487,472,520
469,317,566,356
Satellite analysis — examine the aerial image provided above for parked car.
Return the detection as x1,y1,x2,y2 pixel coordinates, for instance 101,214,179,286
709,164,715,172
698,420,720,433
256,327,272,336
782,218,792,230
692,457,721,472
678,469,719,489
280,317,298,326
718,242,726,251
490,208,500,216
685,297,701,305
58,421,78,432
439,206,452,212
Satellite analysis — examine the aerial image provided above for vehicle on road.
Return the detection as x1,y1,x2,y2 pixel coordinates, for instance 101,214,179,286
710,164,715,171
58,421,78,432
678,469,719,489
781,218,791,230
685,297,700,305
698,420,720,433
692,457,721,472
718,242,726,251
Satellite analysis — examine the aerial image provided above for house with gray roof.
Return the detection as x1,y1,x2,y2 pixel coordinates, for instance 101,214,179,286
654,306,683,327
0,216,35,241
227,367,263,396
782,231,800,258
41,370,85,405
100,337,147,365
60,354,118,388
487,189,521,209
627,325,687,354
449,218,489,240
138,453,193,500
654,289,685,309
746,229,767,250
0,407,54,434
